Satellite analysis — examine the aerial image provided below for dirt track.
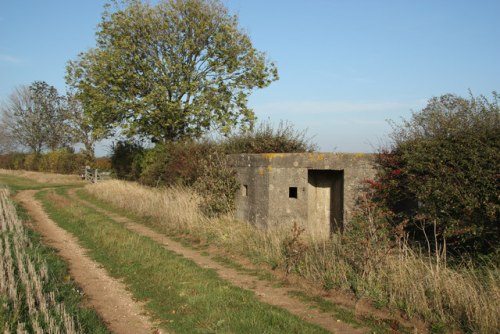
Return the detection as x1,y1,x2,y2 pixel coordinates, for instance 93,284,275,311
15,186,413,333
67,189,367,334
15,190,160,334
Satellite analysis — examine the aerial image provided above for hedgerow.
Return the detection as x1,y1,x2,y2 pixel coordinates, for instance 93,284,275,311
374,92,500,257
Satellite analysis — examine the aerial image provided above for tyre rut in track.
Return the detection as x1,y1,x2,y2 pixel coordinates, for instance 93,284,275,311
15,190,162,334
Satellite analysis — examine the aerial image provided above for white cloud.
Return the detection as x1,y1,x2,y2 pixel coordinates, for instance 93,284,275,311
254,100,409,114
0,54,22,64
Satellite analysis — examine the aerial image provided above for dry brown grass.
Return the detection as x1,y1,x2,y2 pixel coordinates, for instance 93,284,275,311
86,180,285,262
0,168,83,185
0,188,81,333
86,180,500,333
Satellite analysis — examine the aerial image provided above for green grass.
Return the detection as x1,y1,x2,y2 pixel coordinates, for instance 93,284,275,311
40,188,330,334
75,188,141,219
0,174,48,191
78,189,286,287
75,186,395,331
0,173,80,192
211,254,280,283
287,290,362,327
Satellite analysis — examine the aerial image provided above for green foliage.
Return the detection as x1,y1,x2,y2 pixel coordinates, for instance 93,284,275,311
224,120,317,154
66,0,278,143
110,141,144,180
139,140,214,186
39,150,86,174
138,140,238,215
0,153,25,169
375,92,500,256
66,93,107,159
194,149,239,216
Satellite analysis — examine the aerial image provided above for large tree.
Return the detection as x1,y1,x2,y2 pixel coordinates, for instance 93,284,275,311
1,82,71,153
66,0,278,143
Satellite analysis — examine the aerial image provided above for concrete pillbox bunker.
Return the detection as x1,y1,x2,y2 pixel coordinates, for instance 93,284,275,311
228,153,376,237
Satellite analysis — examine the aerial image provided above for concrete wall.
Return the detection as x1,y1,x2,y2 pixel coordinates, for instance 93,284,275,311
228,153,376,237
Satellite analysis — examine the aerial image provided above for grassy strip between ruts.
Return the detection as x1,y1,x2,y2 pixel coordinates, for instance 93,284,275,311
37,187,330,334
0,187,109,334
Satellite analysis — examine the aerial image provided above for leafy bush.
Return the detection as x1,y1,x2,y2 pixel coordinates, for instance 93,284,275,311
0,153,25,169
23,153,41,171
110,141,144,180
375,93,500,256
115,121,316,216
224,120,317,153
140,140,216,187
194,149,239,216
39,150,85,174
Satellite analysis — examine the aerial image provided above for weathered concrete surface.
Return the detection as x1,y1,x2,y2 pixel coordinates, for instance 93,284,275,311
228,153,376,238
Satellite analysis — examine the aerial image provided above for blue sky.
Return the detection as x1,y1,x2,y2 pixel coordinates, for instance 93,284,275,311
1,0,499,155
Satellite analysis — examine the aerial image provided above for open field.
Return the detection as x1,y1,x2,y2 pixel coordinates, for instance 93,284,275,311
1,170,499,333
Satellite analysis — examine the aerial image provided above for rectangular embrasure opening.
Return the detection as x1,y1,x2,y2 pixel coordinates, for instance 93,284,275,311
289,186,298,199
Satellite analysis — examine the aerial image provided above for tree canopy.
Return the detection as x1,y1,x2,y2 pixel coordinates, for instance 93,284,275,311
1,81,71,153
66,0,278,143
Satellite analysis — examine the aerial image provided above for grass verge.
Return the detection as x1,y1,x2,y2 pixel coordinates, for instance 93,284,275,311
75,186,405,333
38,188,330,334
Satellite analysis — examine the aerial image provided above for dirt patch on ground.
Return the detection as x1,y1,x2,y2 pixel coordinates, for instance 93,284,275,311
15,190,161,334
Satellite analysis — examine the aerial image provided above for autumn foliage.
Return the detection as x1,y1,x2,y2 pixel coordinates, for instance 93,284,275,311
373,93,500,257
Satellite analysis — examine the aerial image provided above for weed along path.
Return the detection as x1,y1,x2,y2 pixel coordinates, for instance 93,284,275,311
67,189,367,334
15,190,160,334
